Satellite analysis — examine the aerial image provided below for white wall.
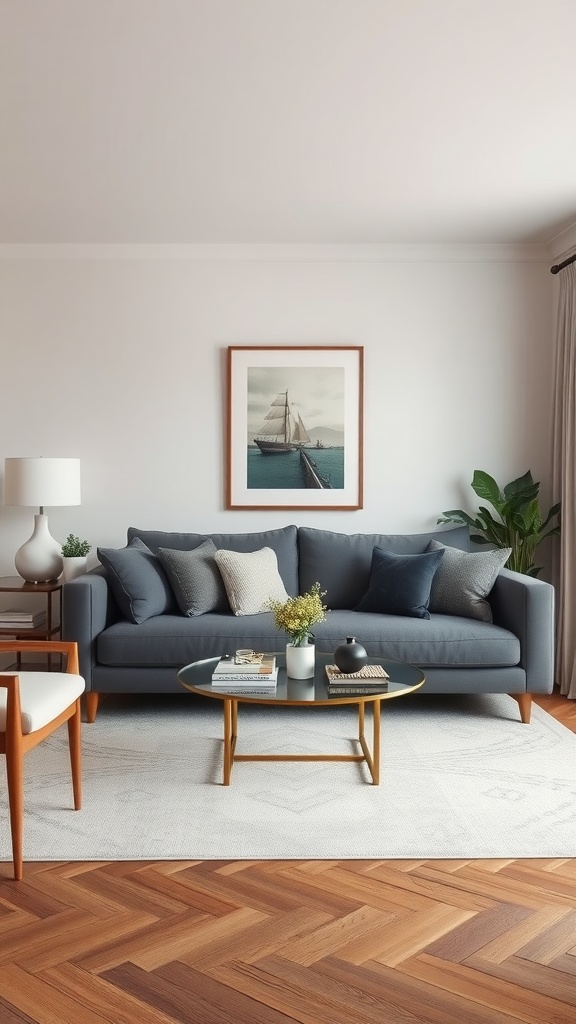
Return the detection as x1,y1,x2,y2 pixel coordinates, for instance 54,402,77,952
0,244,553,577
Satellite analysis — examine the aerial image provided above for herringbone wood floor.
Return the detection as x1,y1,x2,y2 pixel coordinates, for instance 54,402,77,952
1,692,575,1024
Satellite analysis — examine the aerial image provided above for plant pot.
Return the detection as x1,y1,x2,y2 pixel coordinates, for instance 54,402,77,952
286,642,315,679
62,556,87,582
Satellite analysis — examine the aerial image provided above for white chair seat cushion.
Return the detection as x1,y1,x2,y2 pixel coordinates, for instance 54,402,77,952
0,672,85,734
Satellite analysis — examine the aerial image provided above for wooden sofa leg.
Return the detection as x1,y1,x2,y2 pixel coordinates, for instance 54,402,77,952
85,692,99,724
510,693,532,724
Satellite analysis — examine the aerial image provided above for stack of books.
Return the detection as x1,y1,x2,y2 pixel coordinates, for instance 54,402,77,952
325,663,389,696
0,609,47,630
211,654,278,690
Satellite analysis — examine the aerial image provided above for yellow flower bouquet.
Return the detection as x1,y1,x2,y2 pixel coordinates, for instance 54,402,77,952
268,582,327,647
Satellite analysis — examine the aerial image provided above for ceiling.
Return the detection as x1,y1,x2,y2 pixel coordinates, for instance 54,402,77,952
2,0,576,246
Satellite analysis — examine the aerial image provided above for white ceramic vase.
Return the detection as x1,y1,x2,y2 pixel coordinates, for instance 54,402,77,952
285,642,315,679
62,556,87,582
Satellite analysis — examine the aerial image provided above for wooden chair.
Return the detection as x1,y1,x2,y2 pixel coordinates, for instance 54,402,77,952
0,640,85,880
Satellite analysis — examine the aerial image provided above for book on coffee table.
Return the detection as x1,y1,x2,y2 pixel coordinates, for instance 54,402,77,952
326,685,389,696
325,664,389,683
325,663,389,695
212,656,278,685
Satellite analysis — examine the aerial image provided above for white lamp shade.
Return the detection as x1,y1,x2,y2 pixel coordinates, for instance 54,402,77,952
4,458,81,507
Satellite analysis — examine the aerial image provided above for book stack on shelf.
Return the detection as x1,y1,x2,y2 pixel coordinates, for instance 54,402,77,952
211,653,278,691
325,663,389,696
0,609,47,630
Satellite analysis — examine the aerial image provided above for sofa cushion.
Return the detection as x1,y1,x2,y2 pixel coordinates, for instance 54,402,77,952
298,526,469,609
96,608,520,670
215,546,289,615
427,540,512,622
96,612,286,667
158,539,229,616
314,610,521,669
355,546,444,619
128,525,299,596
97,538,175,624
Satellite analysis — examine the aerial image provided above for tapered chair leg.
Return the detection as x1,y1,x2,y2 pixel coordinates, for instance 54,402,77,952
5,732,24,882
68,698,83,810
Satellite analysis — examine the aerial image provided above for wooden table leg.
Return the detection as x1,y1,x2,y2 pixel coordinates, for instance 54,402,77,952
372,698,381,785
358,698,381,785
222,698,239,785
358,700,365,741
223,699,232,785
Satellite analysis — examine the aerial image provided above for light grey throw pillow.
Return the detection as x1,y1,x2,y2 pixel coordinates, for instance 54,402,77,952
427,540,511,622
214,546,289,615
158,539,228,616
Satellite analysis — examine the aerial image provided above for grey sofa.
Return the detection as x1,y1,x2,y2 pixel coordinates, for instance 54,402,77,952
62,524,554,724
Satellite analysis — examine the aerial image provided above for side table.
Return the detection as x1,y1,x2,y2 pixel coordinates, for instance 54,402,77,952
0,576,63,669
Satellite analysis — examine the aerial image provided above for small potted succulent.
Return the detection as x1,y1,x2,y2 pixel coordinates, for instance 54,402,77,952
61,534,92,582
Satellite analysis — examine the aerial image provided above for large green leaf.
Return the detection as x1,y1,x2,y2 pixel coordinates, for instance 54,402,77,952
437,511,482,530
476,508,509,546
540,502,561,531
503,471,537,498
471,471,503,511
511,504,540,536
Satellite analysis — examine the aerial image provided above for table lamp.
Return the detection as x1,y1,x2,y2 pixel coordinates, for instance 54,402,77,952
4,457,81,583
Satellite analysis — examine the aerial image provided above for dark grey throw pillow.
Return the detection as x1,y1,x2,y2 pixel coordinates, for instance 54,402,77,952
427,539,511,621
158,539,229,616
97,537,174,624
355,546,444,619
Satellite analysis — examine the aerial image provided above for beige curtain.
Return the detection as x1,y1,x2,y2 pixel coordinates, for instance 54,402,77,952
552,261,576,697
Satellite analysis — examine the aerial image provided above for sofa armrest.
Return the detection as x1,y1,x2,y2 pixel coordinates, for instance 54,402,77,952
489,568,555,693
61,567,114,690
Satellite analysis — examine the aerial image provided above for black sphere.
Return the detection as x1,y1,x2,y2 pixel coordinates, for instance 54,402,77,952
334,636,368,673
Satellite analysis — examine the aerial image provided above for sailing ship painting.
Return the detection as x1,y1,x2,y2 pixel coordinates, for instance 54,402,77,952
248,374,345,491
254,391,312,454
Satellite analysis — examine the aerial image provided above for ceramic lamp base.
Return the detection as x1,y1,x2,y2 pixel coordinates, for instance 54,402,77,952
14,513,63,583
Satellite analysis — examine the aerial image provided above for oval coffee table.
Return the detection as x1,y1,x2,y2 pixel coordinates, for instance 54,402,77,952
178,652,424,785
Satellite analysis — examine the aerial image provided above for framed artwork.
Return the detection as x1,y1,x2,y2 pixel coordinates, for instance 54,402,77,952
226,345,364,510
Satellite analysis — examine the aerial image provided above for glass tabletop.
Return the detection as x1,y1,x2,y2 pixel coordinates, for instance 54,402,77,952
178,651,425,705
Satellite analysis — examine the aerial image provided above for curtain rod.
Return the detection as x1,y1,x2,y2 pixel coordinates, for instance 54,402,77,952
550,251,576,274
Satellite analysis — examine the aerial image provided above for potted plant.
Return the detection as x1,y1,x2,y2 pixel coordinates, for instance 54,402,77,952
438,470,560,577
61,534,92,582
268,582,327,678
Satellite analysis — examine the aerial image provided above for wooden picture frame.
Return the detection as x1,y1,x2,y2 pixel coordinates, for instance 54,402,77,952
226,345,364,510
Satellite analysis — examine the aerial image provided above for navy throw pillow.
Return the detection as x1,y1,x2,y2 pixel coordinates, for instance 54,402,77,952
355,546,444,619
97,537,175,624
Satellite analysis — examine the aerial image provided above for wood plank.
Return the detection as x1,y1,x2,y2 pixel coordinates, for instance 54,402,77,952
474,905,574,963
423,903,532,962
371,904,478,968
277,905,395,966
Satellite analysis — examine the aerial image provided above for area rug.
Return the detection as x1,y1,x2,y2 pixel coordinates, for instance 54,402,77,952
2,693,575,862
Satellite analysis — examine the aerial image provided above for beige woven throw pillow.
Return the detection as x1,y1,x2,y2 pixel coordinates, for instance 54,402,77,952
215,546,289,615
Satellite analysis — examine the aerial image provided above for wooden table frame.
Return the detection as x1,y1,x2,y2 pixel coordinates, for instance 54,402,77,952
179,655,425,787
222,694,382,785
